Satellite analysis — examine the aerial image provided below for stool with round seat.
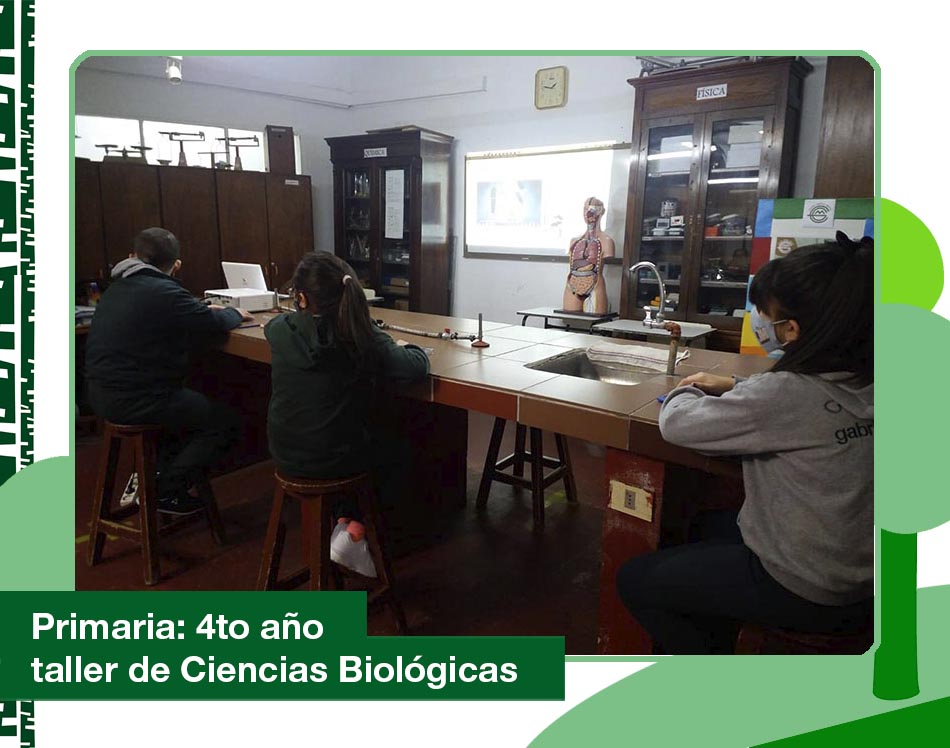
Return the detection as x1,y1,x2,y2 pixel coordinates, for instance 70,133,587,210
87,421,226,586
476,418,578,529
257,471,407,634
735,622,873,655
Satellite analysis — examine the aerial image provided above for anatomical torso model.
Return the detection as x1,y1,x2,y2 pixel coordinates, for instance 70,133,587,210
562,197,615,313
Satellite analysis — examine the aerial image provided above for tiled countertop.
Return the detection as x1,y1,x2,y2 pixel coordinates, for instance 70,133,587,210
223,308,772,466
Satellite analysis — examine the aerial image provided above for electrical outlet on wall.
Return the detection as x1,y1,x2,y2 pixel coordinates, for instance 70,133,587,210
609,480,654,522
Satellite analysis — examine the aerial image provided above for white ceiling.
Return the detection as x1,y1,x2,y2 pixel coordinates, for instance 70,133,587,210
78,56,374,107
79,55,825,109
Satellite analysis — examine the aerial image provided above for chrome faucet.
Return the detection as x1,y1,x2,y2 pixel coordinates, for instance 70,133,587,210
629,261,668,328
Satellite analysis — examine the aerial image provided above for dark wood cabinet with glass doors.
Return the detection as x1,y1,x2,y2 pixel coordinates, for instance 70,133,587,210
326,128,454,315
620,57,813,350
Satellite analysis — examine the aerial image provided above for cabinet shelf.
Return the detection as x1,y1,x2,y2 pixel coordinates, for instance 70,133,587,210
641,235,685,242
703,235,752,242
700,280,748,289
710,166,760,174
647,170,690,178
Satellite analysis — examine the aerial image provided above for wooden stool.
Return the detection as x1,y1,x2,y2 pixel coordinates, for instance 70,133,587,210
476,418,578,529
735,622,873,655
87,422,226,586
257,471,408,635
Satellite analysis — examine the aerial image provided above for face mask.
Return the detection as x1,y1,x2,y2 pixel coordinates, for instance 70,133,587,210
750,306,789,356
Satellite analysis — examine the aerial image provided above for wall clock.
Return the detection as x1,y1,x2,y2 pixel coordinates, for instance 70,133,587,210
535,66,568,109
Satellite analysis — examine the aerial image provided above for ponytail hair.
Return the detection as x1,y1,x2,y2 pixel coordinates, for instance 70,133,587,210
291,251,375,365
749,231,873,385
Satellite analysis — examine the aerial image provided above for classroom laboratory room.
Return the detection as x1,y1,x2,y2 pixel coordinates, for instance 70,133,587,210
72,54,874,656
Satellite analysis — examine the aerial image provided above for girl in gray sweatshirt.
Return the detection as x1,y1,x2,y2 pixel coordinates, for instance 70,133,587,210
616,233,873,654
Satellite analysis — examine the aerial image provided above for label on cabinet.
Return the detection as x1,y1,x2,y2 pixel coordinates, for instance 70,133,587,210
364,147,388,158
696,83,728,101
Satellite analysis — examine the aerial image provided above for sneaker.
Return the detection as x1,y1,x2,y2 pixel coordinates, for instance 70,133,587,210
156,492,206,516
120,473,139,507
330,522,377,578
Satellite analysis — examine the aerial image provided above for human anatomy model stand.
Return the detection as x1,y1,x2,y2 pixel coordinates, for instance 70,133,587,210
562,197,615,314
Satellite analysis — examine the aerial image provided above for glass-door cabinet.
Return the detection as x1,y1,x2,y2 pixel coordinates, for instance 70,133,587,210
328,128,454,315
621,57,812,350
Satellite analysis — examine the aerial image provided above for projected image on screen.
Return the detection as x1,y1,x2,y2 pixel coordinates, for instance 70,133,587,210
476,181,542,226
465,142,629,258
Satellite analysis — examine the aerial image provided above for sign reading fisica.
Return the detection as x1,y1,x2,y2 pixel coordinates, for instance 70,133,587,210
696,84,728,101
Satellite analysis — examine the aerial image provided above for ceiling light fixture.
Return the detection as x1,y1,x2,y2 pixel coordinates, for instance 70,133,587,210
165,56,183,85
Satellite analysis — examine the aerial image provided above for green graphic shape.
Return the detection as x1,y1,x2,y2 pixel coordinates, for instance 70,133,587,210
756,695,950,746
531,586,950,747
873,303,950,699
875,304,950,534
880,198,943,309
0,458,74,591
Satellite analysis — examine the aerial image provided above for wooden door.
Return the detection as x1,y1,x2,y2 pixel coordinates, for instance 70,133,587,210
265,173,313,290
99,162,162,270
159,166,222,295
814,56,874,198
75,159,107,283
216,171,269,268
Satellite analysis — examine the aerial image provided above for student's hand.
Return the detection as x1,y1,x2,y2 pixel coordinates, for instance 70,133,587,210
208,304,227,311
677,372,735,395
237,309,256,323
395,339,409,347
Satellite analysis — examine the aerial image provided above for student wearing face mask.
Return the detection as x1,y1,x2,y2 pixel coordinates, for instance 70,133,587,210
264,251,429,576
616,232,873,654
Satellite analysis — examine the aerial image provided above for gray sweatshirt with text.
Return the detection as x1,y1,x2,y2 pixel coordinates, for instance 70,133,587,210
659,371,873,606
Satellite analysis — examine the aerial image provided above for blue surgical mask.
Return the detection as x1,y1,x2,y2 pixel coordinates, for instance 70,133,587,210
750,306,789,356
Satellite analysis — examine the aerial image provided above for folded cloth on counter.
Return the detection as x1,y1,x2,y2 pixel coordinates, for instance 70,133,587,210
586,342,689,372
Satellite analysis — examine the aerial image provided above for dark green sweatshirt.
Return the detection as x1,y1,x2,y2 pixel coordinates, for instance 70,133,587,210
264,311,429,479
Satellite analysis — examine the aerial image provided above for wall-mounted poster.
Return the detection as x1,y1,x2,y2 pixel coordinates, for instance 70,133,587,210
740,198,874,355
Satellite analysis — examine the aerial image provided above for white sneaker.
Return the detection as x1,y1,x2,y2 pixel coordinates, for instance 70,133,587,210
120,473,139,507
330,523,378,578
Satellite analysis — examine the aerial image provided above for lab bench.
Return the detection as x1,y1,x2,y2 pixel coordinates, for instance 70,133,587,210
216,307,771,654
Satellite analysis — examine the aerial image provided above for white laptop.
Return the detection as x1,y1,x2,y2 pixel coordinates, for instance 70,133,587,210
222,261,270,291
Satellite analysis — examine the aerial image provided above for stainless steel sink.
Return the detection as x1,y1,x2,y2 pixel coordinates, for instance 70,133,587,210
524,348,662,386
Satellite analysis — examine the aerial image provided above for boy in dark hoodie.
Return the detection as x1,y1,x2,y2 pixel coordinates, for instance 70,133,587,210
85,227,253,514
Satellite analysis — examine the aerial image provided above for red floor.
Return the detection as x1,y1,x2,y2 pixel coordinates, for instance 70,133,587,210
75,412,607,653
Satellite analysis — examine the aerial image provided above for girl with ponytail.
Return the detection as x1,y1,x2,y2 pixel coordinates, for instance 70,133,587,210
265,251,429,575
617,233,874,654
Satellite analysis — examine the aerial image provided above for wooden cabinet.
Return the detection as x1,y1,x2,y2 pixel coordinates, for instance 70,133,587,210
620,58,812,350
159,166,223,295
326,129,453,315
75,158,107,283
99,161,162,271
814,56,874,198
266,173,314,291
74,159,315,299
215,171,270,269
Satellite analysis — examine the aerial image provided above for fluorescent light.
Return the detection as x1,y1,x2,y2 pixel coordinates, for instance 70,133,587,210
708,177,759,184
